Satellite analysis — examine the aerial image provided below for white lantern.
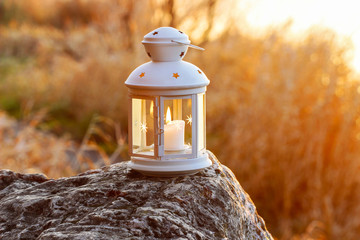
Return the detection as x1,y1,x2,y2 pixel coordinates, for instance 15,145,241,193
125,27,212,176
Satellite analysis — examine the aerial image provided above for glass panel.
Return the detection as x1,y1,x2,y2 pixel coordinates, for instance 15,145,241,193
132,98,154,156
163,98,192,155
198,93,206,151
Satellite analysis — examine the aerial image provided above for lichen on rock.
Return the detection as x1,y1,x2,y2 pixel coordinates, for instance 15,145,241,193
0,151,273,239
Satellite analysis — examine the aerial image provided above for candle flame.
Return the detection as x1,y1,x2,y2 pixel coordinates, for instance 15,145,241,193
150,101,153,117
166,107,172,124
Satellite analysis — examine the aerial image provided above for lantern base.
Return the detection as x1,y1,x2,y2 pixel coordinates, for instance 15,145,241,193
129,154,212,177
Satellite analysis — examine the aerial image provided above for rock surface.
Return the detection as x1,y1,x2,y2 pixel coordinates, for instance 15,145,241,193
0,151,273,240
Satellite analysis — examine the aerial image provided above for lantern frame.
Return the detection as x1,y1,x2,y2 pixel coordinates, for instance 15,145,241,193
127,90,209,176
128,92,206,157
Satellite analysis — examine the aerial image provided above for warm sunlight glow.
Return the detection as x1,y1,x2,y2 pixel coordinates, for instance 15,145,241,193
242,0,360,72
166,107,172,124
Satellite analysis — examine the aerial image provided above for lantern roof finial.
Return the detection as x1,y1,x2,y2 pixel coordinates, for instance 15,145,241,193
142,27,203,62
142,27,190,45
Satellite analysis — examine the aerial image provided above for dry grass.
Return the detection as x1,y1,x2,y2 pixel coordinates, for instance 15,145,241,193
1,0,360,239
0,110,74,178
0,110,125,178
200,29,360,239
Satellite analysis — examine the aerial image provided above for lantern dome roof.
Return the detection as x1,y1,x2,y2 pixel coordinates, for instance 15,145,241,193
125,60,209,90
126,27,209,93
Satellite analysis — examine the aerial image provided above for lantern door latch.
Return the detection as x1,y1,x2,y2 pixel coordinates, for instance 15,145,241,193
157,128,164,156
154,100,164,156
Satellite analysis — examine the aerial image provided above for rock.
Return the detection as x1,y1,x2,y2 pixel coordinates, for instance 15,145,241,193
0,151,273,240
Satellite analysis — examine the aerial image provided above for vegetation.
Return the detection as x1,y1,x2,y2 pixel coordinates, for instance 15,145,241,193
1,0,360,239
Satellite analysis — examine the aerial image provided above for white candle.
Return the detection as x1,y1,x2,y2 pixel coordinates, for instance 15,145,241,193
164,120,185,150
164,107,185,151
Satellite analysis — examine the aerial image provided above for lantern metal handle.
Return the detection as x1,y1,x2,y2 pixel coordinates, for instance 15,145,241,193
171,40,205,51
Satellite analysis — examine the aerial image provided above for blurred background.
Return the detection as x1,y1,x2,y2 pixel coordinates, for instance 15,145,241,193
1,0,360,239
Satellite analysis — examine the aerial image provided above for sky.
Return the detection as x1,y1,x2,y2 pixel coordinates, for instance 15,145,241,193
240,0,360,72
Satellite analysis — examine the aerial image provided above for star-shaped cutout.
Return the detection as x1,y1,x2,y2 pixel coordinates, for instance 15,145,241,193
139,72,145,78
186,115,192,125
153,31,158,35
197,70,202,74
173,73,180,79
180,52,185,57
140,122,148,133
